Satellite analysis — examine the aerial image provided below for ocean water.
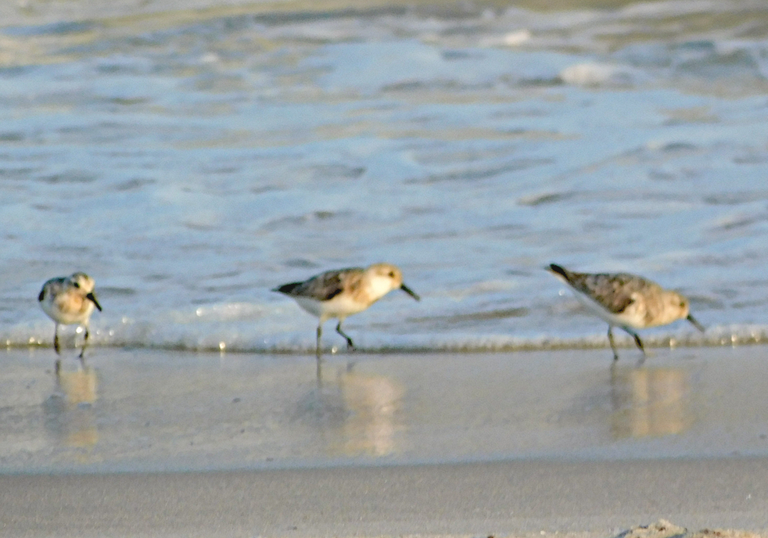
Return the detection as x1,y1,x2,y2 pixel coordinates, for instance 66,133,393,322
2,0,768,354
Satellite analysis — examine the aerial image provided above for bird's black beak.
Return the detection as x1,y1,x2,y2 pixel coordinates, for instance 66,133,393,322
87,292,103,312
400,283,420,301
687,314,704,332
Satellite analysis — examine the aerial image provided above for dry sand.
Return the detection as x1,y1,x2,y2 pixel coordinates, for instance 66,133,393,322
1,460,767,537
1,346,768,536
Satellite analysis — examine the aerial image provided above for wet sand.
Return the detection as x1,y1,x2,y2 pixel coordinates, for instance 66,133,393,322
1,346,768,535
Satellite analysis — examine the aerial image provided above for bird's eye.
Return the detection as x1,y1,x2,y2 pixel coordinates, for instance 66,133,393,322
388,271,395,278
73,282,80,288
680,301,685,307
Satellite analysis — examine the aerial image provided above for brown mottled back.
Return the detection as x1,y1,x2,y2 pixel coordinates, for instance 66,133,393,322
550,264,660,315
274,267,364,301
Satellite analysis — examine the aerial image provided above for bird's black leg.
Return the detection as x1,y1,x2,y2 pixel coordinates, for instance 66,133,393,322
53,324,61,355
316,325,323,361
314,325,325,386
336,321,355,350
624,328,646,362
607,326,619,361
79,325,90,360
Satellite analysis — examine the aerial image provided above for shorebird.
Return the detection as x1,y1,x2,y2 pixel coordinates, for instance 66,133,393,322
547,263,704,360
38,272,102,363
273,263,420,358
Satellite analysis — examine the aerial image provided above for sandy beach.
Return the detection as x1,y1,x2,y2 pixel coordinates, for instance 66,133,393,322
3,0,768,535
1,346,768,536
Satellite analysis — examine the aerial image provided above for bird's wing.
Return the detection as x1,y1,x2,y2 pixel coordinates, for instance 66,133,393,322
568,272,653,315
275,267,363,301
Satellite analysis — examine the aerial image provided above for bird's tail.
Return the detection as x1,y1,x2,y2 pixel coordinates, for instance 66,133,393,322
272,282,302,295
547,263,570,280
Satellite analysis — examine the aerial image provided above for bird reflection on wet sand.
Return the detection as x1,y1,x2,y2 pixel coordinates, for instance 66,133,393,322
609,364,691,440
297,362,404,458
43,366,98,451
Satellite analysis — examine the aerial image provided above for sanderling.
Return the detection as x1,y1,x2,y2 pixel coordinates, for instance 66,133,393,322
273,263,420,358
38,272,102,363
547,263,704,361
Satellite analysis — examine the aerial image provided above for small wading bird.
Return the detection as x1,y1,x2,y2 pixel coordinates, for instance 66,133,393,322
39,272,102,367
547,263,705,361
273,263,420,359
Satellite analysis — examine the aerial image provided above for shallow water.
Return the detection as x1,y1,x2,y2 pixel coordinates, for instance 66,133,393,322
3,0,768,353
